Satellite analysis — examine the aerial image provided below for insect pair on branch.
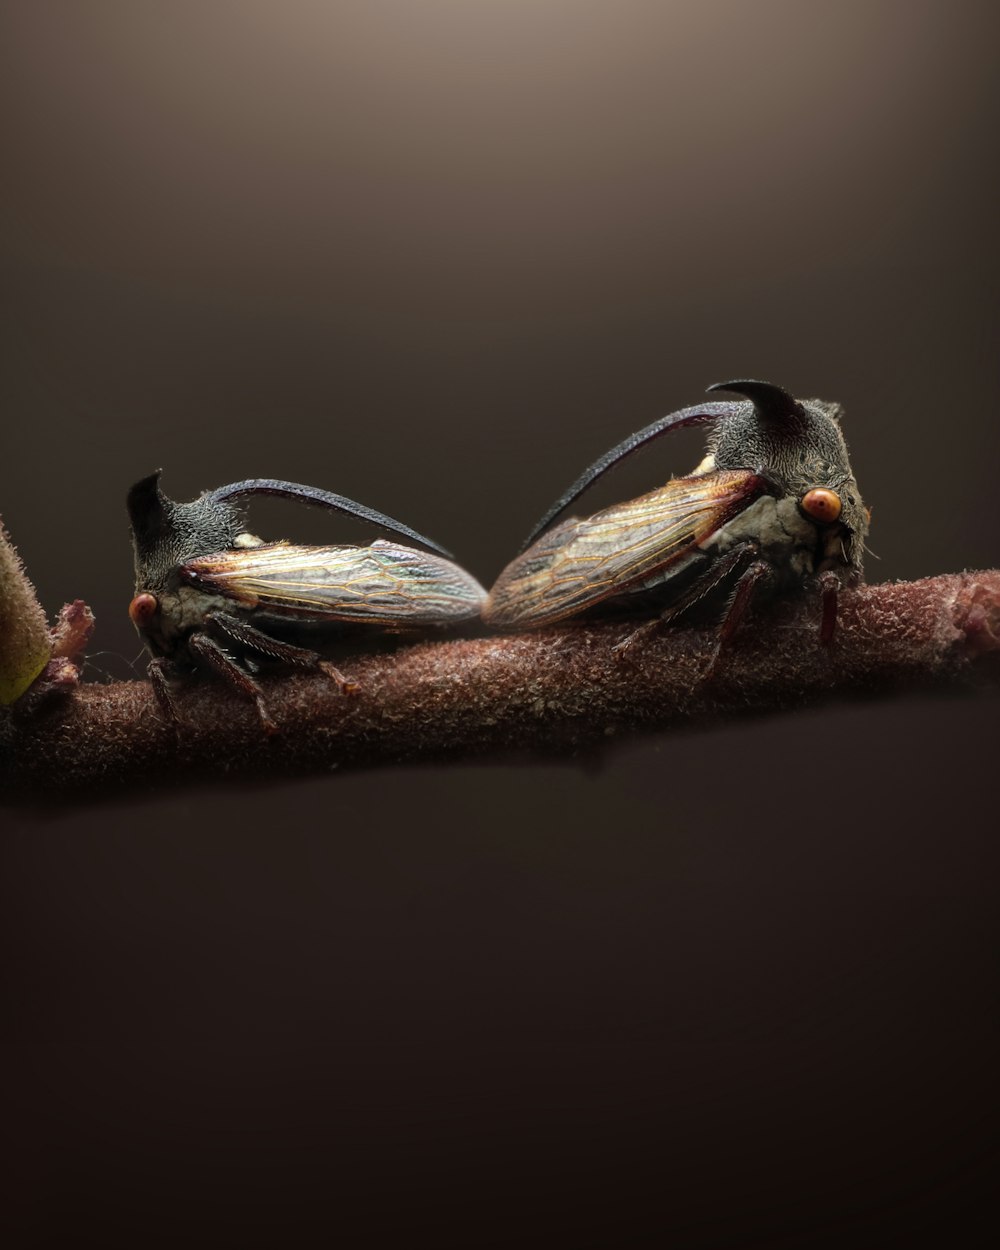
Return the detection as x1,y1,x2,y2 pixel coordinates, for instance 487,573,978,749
127,380,868,729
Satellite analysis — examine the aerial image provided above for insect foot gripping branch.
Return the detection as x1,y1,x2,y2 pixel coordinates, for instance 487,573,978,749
483,380,868,665
126,473,486,732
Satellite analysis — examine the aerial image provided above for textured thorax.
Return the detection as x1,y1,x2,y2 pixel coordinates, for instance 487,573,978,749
700,495,824,584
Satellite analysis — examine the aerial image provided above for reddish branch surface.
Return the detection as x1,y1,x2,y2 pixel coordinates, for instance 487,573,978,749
2,571,997,803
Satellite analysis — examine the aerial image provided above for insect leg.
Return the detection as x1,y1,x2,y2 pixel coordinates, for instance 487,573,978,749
705,558,776,676
147,657,181,728
611,618,663,658
612,545,756,658
187,631,278,733
204,611,359,694
204,611,316,662
817,570,840,645
658,545,758,626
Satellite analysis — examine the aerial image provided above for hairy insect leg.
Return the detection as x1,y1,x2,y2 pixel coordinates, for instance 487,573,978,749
204,611,318,663
317,661,360,695
817,570,840,645
612,545,756,659
205,611,359,694
188,631,278,733
705,559,776,677
659,545,759,627
147,657,181,728
611,617,662,658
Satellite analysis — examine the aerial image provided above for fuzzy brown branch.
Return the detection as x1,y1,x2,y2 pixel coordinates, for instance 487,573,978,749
1,572,997,804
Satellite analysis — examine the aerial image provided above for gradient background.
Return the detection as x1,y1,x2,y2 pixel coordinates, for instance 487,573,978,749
2,2,998,1245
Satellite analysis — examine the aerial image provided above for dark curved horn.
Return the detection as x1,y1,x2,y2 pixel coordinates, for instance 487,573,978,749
202,478,452,557
520,400,737,548
706,380,806,432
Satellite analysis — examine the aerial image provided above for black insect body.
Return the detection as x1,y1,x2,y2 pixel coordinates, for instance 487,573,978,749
483,380,868,656
127,474,486,730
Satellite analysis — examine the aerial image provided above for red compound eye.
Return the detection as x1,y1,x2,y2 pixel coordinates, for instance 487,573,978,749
800,488,842,524
129,593,159,627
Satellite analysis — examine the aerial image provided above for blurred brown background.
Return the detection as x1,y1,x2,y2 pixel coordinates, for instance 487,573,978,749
2,2,998,1245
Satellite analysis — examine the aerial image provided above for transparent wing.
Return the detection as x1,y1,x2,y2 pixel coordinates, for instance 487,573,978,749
181,540,486,625
484,470,766,629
